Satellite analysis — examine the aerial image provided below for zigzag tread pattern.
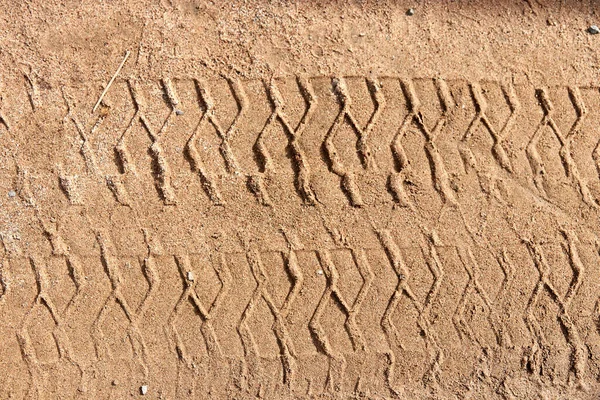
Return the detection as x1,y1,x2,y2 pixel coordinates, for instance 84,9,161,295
4,75,600,399
29,76,600,215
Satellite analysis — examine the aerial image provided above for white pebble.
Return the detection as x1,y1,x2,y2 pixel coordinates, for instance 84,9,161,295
316,269,323,276
187,271,195,281
141,385,148,395
8,190,16,198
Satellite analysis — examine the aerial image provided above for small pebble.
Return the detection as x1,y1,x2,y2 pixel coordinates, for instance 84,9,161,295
8,190,16,198
588,25,600,34
141,385,148,395
358,32,366,37
406,8,415,16
316,269,323,276
187,271,194,281
175,109,184,116
112,380,118,386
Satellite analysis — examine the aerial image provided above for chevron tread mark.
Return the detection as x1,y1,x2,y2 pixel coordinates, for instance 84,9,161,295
5,72,600,400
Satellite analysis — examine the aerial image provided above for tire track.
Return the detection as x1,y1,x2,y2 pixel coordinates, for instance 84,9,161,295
6,74,600,399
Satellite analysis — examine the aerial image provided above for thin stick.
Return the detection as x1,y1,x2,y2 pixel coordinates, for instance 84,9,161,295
93,50,130,112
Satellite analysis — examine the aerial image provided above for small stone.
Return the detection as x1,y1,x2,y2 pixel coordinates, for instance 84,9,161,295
141,385,148,395
175,109,184,116
406,8,415,16
358,32,366,37
588,25,600,34
187,271,194,281
7,190,16,198
316,269,323,276
112,380,118,386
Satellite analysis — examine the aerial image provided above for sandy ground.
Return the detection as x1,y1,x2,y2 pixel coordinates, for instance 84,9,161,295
2,1,600,398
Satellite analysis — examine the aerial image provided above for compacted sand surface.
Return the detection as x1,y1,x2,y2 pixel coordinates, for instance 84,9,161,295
2,1,600,398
